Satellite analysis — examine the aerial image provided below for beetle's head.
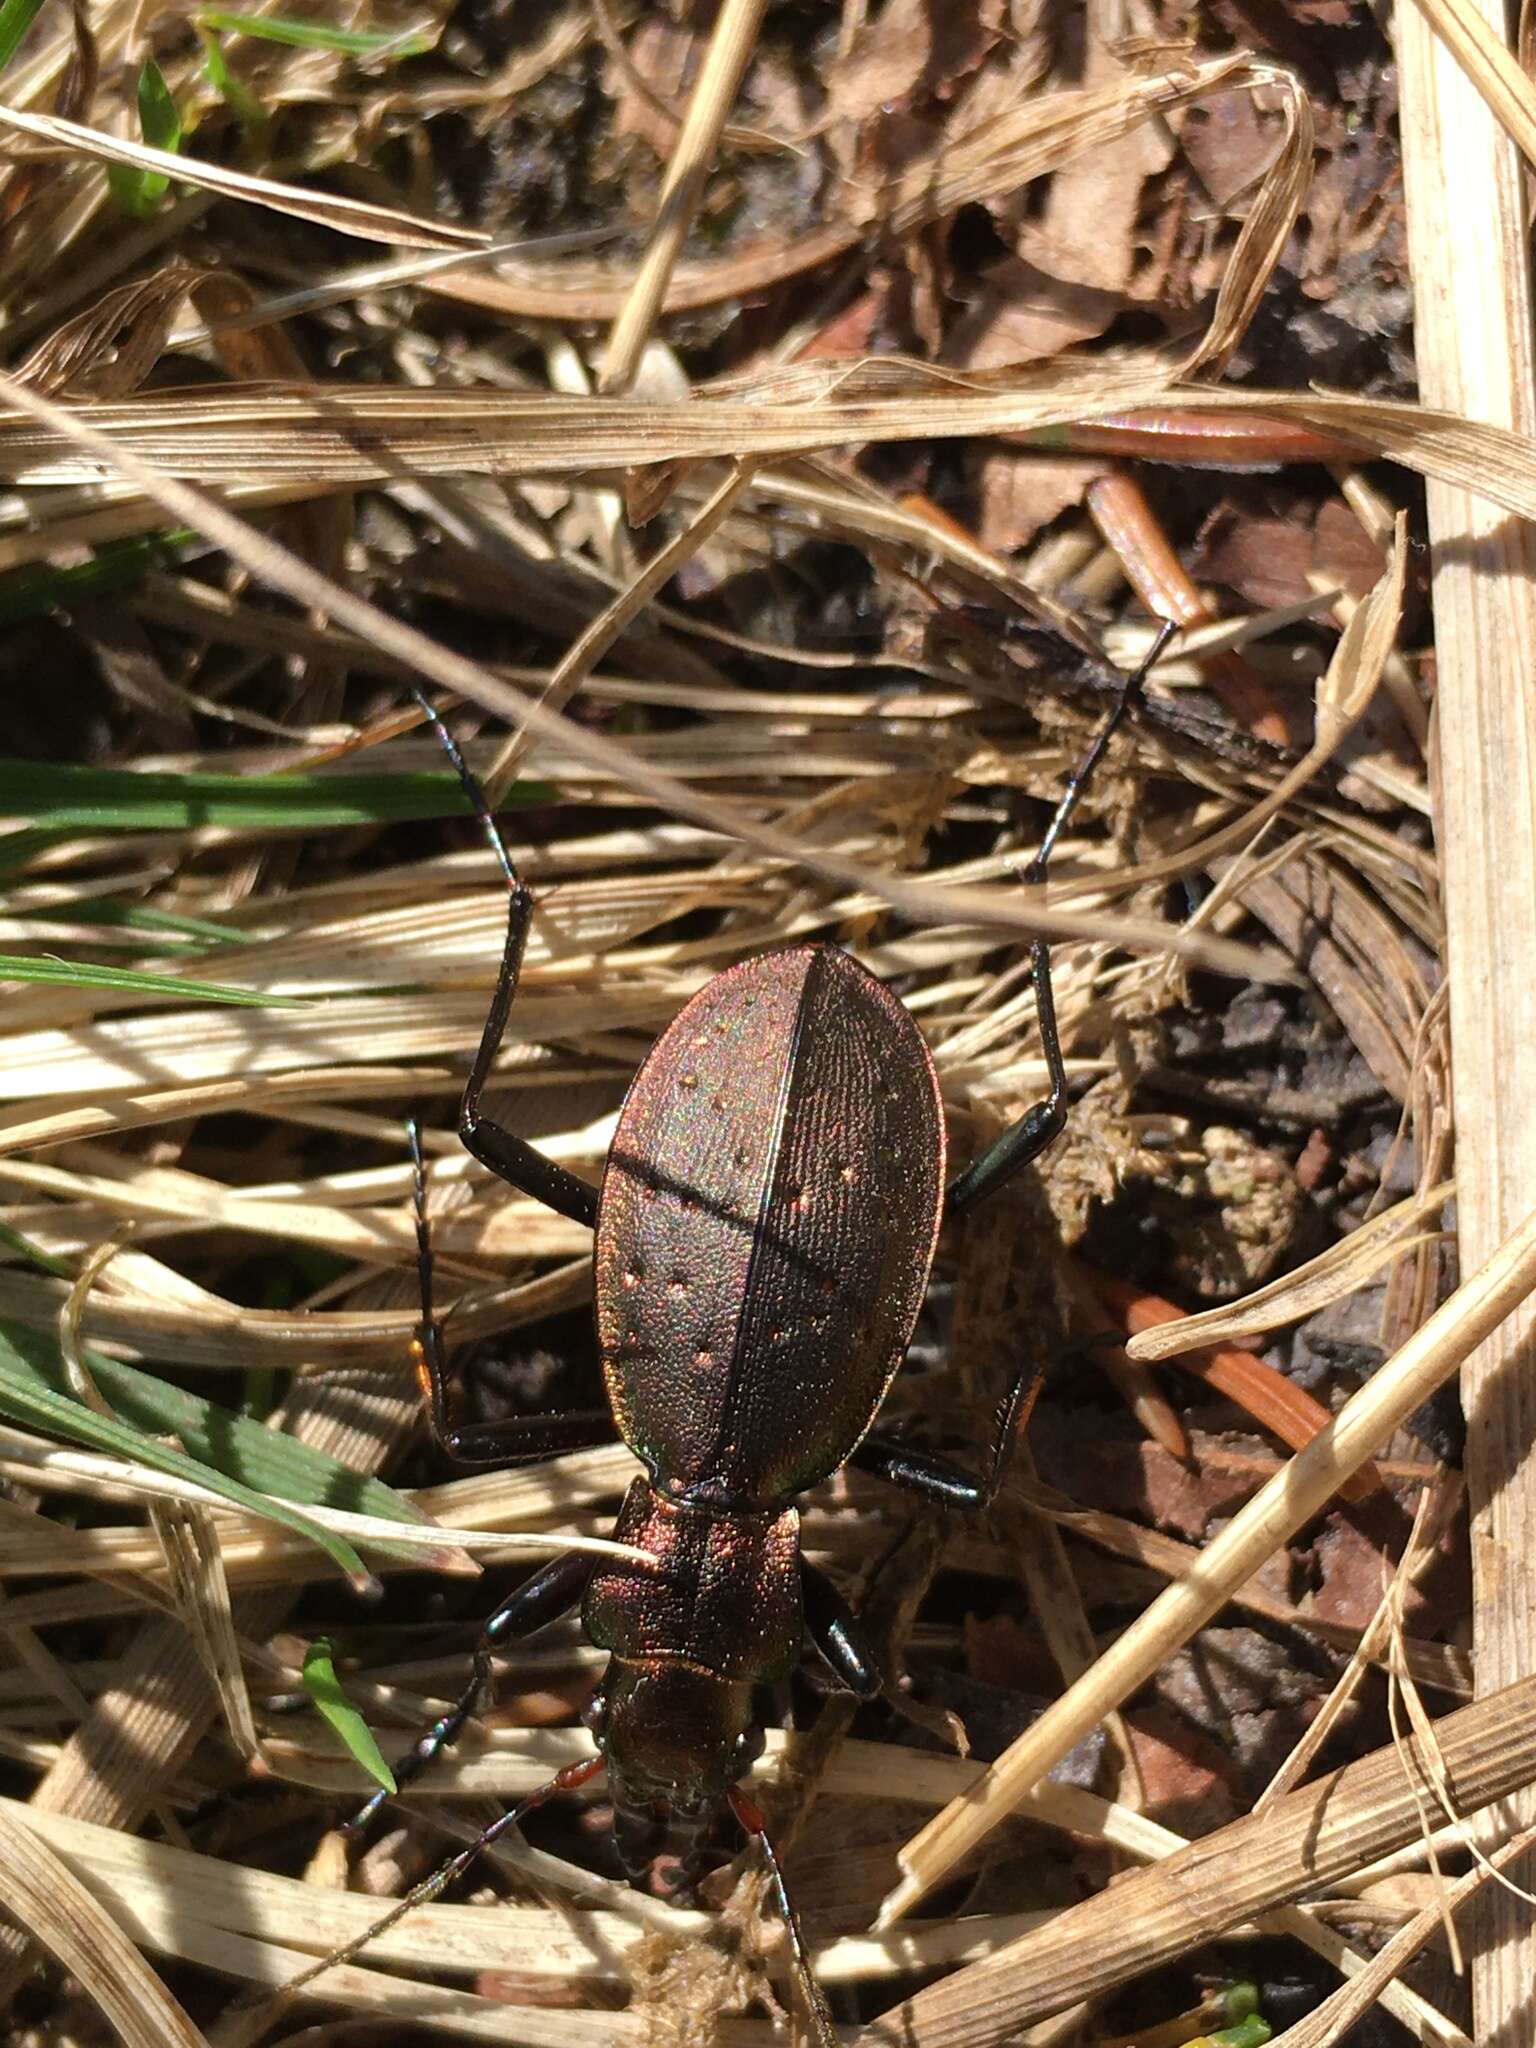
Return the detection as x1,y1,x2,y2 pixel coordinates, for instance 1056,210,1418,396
587,1661,764,1881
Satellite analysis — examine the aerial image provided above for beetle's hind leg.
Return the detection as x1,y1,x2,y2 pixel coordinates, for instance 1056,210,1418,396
405,1115,613,1466
410,686,598,1230
945,620,1178,1218
851,1355,1045,1513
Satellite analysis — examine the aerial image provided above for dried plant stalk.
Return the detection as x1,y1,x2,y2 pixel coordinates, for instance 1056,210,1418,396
7,375,1536,522
1396,0,1536,2034
879,1189,1536,1923
860,1669,1536,2045
0,1804,209,2048
599,0,769,389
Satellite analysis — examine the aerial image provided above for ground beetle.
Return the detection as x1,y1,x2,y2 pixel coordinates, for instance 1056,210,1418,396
294,627,1174,2034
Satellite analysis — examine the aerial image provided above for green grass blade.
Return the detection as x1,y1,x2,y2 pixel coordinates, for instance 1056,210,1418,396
0,1322,385,1583
0,1222,72,1279
0,955,306,1006
0,759,552,833
107,60,182,215
13,1333,419,1523
196,20,267,128
0,532,200,629
11,897,255,948
197,9,436,57
0,0,46,74
302,1637,397,1791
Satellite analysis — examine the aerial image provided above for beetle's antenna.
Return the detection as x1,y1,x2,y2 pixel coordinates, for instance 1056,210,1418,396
281,1755,605,2001
728,1785,839,2048
407,684,518,890
1024,617,1180,888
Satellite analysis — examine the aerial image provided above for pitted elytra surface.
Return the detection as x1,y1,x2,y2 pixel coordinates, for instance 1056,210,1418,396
594,944,945,1502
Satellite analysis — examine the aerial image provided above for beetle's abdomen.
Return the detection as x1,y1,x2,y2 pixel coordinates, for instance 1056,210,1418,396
584,1479,801,1684
594,945,945,1500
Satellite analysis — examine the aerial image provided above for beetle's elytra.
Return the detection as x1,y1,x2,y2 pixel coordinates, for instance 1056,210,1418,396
596,944,944,1503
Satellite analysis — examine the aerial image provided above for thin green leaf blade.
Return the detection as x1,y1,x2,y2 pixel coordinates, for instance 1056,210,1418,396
0,0,46,74
196,21,267,128
302,1637,396,1792
107,60,182,215
197,9,435,57
11,897,255,948
0,955,306,1006
0,759,553,833
0,532,200,629
0,1323,372,1583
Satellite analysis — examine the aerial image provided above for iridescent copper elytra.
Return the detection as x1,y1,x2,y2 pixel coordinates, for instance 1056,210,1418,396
298,634,1172,2037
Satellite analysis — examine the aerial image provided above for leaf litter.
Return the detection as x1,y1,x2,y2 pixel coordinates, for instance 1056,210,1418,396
0,0,1508,2045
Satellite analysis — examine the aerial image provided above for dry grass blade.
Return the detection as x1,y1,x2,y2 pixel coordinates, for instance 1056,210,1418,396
489,458,760,781
0,363,1275,977
0,1802,209,2048
1405,0,1536,169
859,1670,1536,2045
0,102,488,249
1182,64,1314,376
599,0,770,390
0,1065,453,1157
1264,1825,1536,2048
150,1499,258,1763
878,1189,1536,1925
8,376,1536,521
0,1430,646,1564
1126,1179,1454,1358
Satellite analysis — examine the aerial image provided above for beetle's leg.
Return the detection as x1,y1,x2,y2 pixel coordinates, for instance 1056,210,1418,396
406,1117,613,1466
852,1358,1046,1510
287,1754,606,2000
342,1548,596,1843
411,685,598,1229
801,1560,882,1698
946,620,1178,1217
726,1784,838,2048
945,933,1067,1218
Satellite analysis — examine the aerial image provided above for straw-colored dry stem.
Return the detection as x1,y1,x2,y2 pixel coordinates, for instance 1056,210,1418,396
0,1804,209,2048
1396,0,1536,2031
878,1190,1536,1923
598,0,770,391
859,1668,1536,2045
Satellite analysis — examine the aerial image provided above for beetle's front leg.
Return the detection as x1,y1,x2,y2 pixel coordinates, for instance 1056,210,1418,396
343,1548,596,1843
801,1560,881,1696
945,619,1179,1219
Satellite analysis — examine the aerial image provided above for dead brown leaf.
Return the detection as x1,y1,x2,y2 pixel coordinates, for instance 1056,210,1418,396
975,446,1108,549
947,255,1125,367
